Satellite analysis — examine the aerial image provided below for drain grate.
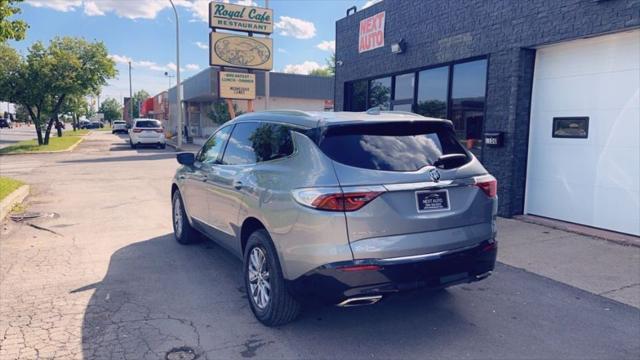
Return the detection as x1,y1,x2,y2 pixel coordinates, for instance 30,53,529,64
10,212,59,222
10,212,44,221
166,347,197,360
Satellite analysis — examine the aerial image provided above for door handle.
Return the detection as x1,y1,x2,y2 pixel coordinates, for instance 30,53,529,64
233,181,243,190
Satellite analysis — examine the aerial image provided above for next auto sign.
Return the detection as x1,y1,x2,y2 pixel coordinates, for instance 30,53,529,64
359,11,385,53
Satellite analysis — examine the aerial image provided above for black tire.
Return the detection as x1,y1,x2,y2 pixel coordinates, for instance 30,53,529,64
172,190,200,245
244,229,300,326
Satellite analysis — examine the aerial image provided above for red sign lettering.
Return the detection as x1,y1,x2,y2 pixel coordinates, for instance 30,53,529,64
358,11,385,53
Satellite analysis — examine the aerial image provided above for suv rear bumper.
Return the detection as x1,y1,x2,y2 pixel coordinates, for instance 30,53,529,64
286,239,497,305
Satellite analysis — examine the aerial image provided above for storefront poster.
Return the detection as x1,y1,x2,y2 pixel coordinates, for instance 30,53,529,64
359,11,385,53
219,71,256,100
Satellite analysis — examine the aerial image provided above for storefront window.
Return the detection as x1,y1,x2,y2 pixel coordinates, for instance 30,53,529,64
394,73,414,100
416,66,448,119
345,80,367,111
369,77,391,110
392,103,413,112
451,59,487,156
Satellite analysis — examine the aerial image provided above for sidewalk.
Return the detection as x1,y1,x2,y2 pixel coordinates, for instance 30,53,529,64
497,217,640,308
166,137,206,153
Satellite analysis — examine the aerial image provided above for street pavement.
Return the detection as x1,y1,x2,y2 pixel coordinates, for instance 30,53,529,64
0,125,38,149
0,131,639,359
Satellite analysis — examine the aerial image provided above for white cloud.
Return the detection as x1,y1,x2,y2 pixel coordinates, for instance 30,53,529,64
277,48,288,54
84,0,170,19
25,0,82,12
108,54,132,64
110,54,202,73
316,40,335,52
194,41,208,50
283,61,324,75
181,0,210,22
236,0,257,5
26,0,265,22
83,1,104,16
363,0,382,9
275,16,316,39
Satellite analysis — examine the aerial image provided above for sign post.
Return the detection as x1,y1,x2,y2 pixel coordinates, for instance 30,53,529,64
208,1,273,116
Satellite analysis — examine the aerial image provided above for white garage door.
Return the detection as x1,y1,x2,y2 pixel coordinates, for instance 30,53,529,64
525,30,640,236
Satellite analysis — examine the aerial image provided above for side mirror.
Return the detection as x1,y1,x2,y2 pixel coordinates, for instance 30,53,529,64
176,152,195,166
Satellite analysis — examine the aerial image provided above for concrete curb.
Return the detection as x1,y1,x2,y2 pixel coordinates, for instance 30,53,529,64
513,215,640,248
166,141,200,153
0,184,29,221
0,136,85,156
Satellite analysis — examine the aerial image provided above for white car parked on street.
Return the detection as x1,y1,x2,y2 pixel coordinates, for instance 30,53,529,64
129,118,166,149
112,120,127,134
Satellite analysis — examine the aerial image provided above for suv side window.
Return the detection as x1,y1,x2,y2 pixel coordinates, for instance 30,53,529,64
222,122,294,165
197,125,233,164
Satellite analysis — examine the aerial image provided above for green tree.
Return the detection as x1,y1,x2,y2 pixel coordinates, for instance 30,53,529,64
0,0,28,42
0,37,116,144
309,67,332,77
60,94,89,130
131,89,149,118
14,103,29,122
308,53,335,77
99,97,122,122
325,52,335,76
206,100,243,124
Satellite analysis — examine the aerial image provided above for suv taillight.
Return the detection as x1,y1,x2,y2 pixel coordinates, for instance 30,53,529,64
132,128,143,133
474,176,497,198
292,187,384,212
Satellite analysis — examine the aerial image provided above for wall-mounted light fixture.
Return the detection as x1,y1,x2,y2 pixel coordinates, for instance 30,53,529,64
336,60,344,66
391,39,406,54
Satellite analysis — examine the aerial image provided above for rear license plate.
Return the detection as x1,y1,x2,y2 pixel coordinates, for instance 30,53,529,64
415,190,450,212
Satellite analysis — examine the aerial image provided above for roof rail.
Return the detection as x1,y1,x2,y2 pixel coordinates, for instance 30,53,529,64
379,110,422,117
260,109,314,117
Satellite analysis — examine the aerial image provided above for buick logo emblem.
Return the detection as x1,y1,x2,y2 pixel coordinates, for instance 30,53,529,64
429,168,441,182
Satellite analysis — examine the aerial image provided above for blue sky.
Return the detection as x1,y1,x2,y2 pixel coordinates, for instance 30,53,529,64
8,0,381,104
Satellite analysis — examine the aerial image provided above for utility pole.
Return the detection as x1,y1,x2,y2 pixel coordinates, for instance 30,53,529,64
264,0,270,110
164,71,175,89
170,0,183,149
128,61,133,122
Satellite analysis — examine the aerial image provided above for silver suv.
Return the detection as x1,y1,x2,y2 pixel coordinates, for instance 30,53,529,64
171,110,497,326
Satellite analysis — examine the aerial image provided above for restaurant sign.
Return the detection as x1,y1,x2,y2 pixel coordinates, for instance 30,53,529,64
219,71,256,100
359,11,385,53
209,2,273,34
210,32,273,71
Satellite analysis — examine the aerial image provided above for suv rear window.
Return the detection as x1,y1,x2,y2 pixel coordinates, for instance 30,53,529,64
319,122,470,171
135,120,161,128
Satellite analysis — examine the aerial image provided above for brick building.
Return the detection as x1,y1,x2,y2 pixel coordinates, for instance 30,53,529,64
335,0,639,235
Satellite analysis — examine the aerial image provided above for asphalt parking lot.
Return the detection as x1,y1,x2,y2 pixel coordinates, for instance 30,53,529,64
1,132,639,359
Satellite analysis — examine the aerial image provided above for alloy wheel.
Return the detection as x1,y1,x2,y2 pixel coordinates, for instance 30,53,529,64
248,247,270,310
173,197,183,238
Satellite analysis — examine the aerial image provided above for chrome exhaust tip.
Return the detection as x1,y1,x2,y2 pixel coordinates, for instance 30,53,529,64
475,271,492,280
337,295,383,307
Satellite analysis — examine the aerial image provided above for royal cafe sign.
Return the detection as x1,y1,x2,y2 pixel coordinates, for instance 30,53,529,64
359,11,385,53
